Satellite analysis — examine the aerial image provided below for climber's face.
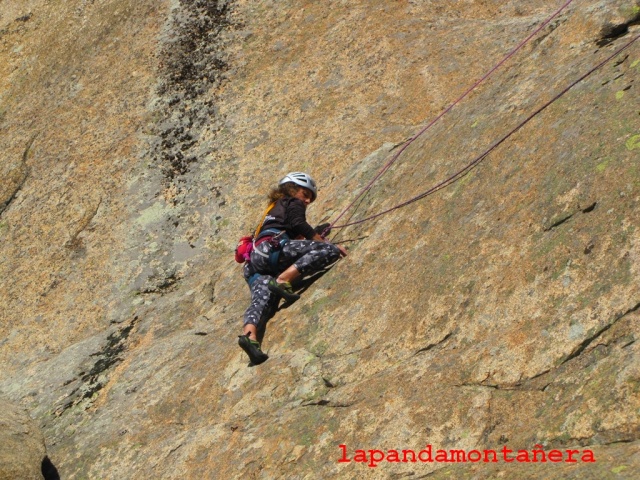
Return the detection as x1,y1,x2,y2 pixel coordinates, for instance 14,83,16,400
294,187,314,206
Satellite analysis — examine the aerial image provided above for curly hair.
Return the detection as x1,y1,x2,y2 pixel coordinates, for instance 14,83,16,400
268,182,301,203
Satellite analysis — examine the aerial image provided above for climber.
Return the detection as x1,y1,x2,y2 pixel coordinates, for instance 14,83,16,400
238,172,348,365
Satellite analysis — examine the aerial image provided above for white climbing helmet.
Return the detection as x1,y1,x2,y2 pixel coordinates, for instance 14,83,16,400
279,172,317,201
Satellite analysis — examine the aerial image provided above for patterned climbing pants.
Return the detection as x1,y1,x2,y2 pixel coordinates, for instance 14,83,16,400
243,240,341,327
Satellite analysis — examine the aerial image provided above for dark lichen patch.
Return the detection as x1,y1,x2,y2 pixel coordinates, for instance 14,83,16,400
152,0,233,185
140,271,180,294
15,13,33,23
53,316,140,416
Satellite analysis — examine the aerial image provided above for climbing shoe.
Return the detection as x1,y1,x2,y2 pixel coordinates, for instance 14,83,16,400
238,335,269,365
267,279,300,302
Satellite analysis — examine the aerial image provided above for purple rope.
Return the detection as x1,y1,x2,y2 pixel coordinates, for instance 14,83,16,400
333,33,640,229
325,0,576,235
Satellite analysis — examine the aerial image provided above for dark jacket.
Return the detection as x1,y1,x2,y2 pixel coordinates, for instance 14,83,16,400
257,197,316,240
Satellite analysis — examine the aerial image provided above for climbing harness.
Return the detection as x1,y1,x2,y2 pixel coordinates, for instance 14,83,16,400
243,229,290,287
235,200,292,283
252,228,291,271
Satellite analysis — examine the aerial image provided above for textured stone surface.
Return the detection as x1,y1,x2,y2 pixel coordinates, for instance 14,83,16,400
1,0,639,478
0,397,46,480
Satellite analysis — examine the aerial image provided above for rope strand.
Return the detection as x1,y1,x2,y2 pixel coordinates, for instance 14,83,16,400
333,34,640,229
325,0,577,235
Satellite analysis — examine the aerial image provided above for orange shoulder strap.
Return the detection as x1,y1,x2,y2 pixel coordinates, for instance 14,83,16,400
254,202,276,238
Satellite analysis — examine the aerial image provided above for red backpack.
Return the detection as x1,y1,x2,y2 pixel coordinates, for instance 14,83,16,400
234,236,254,263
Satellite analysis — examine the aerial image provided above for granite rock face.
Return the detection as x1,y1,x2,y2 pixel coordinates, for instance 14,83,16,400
1,0,639,478
0,397,47,480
